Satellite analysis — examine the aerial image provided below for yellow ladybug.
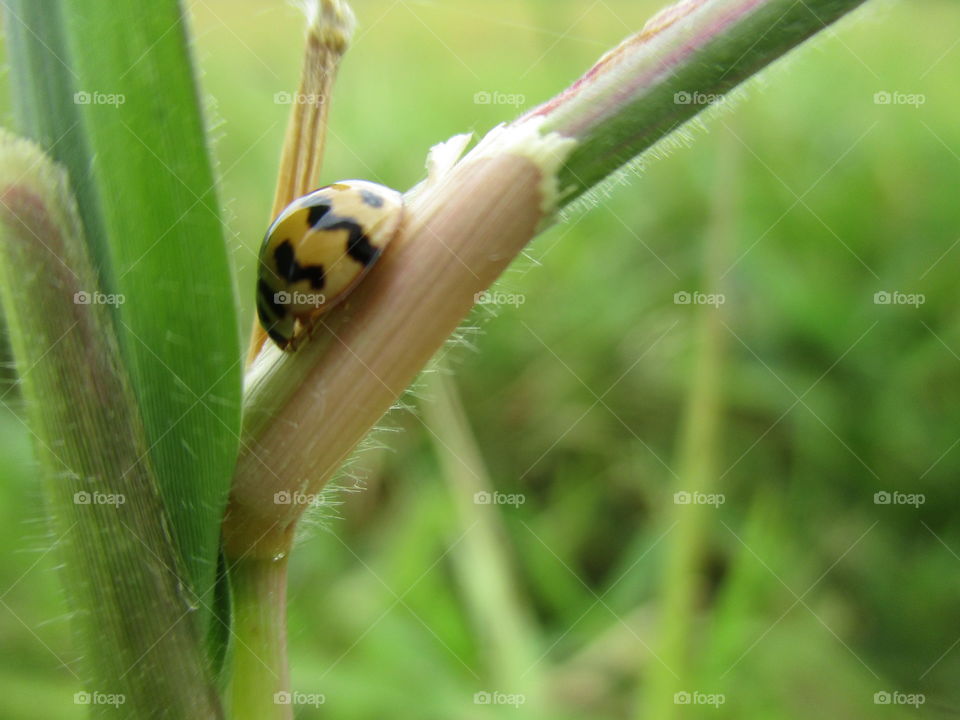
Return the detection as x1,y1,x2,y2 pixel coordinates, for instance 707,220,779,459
256,180,404,350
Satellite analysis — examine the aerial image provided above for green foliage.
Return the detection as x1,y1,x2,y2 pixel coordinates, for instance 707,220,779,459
5,0,242,647
1,0,957,718
0,133,221,718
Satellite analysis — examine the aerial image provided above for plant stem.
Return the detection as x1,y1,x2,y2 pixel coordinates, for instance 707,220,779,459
531,0,869,209
423,370,543,710
642,129,736,719
228,556,291,720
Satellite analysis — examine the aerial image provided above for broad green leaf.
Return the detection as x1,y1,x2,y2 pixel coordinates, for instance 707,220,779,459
5,0,242,645
4,0,112,287
0,130,222,718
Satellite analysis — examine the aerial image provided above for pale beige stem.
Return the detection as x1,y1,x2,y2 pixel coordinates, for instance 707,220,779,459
225,143,563,559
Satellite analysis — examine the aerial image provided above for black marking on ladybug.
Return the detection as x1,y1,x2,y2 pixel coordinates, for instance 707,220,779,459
273,239,327,289
266,325,289,346
307,203,331,228
323,219,380,267
274,241,297,282
348,232,379,266
300,265,326,290
257,279,286,320
360,190,384,208
256,299,273,327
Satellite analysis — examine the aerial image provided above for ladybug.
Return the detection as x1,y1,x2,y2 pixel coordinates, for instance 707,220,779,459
256,180,403,350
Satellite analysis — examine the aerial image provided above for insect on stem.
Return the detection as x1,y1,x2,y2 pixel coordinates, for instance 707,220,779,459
246,0,356,365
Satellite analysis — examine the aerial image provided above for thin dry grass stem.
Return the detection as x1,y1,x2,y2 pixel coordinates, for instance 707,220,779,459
422,370,543,699
246,0,355,364
641,131,735,720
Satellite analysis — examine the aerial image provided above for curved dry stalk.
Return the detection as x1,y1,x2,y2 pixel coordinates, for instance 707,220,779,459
226,130,569,559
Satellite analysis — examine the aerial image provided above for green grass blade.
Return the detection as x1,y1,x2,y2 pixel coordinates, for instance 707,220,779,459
4,0,112,288
0,131,223,718
534,0,870,209
5,0,244,644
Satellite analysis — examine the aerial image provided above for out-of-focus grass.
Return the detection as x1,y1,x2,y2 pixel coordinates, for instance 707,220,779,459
1,0,959,717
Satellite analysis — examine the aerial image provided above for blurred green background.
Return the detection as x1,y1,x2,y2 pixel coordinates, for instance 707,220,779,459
2,0,959,717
